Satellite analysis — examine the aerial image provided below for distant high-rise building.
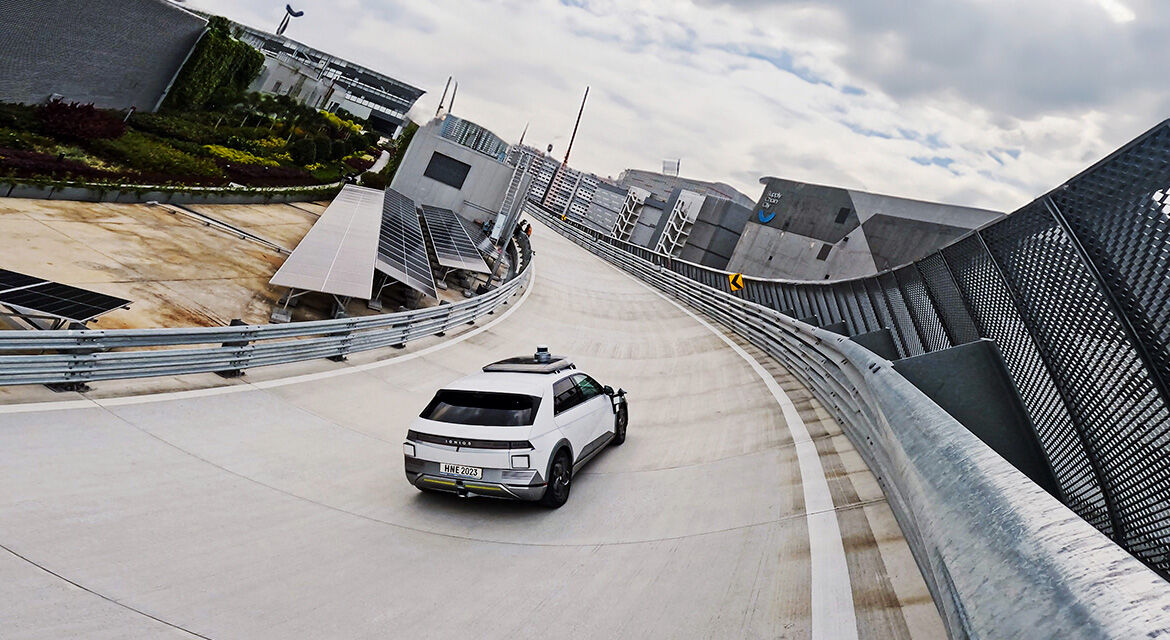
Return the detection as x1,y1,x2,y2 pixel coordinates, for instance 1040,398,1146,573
509,145,621,229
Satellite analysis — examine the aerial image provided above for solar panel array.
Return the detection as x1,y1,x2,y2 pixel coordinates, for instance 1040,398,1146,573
270,184,383,299
378,189,438,299
0,268,130,323
421,205,490,274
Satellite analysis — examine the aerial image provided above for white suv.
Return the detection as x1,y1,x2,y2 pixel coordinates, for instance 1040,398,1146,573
403,347,628,508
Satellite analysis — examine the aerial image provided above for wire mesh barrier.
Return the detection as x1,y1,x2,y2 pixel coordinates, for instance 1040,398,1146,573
527,119,1170,579
0,238,532,386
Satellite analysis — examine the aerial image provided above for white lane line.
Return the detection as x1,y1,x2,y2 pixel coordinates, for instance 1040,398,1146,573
610,266,859,640
0,268,536,412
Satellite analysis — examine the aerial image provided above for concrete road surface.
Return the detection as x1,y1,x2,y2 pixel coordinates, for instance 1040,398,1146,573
0,218,943,639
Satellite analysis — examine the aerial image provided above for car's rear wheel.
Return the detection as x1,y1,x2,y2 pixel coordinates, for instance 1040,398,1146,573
612,402,628,445
540,452,572,508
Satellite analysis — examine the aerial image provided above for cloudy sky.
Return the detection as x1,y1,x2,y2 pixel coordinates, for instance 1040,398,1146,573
187,0,1166,211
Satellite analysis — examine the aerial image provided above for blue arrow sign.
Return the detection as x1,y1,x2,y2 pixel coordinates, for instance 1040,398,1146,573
758,209,776,223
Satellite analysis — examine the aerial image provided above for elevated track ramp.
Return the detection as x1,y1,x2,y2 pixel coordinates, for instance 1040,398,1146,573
2,217,939,638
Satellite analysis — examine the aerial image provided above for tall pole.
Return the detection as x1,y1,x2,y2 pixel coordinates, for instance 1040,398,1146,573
448,81,458,115
562,86,589,167
434,76,451,118
540,86,589,211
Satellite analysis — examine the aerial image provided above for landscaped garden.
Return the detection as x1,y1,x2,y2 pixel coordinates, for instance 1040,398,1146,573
0,16,407,192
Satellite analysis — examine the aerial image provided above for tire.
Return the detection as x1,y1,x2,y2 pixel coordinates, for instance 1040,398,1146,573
612,402,628,446
540,451,572,508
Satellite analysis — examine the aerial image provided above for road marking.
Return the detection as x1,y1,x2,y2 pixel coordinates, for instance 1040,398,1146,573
606,259,859,640
0,267,537,412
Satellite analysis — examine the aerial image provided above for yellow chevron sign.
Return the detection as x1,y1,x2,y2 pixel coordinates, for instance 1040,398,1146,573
729,272,744,292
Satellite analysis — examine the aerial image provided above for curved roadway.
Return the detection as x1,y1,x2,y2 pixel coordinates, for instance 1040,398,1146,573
0,218,942,638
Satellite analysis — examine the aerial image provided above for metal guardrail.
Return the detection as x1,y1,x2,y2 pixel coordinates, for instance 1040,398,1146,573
530,203,1170,639
0,235,532,386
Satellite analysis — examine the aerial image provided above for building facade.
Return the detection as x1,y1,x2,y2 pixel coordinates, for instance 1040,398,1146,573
617,168,757,209
440,116,509,161
727,177,1005,280
249,56,335,110
0,0,206,111
390,115,514,227
234,24,424,136
582,182,627,235
676,197,754,270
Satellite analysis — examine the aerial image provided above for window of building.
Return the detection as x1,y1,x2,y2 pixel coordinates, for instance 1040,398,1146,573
272,81,282,94
815,244,832,261
423,152,472,189
835,207,851,224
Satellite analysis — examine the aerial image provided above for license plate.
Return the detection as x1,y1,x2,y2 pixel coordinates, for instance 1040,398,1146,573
439,462,483,479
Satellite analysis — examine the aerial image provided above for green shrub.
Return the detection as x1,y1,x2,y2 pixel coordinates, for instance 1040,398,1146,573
331,138,348,161
129,112,215,144
320,110,363,136
0,103,38,130
314,136,332,161
87,131,220,176
203,144,279,167
255,136,286,153
381,121,417,184
166,138,211,157
289,137,316,164
0,127,54,151
310,165,341,182
359,170,388,190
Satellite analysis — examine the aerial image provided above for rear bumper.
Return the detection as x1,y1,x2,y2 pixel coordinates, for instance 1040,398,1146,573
405,457,546,501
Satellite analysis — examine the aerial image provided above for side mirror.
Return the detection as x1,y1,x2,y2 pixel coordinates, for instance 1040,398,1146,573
602,385,615,396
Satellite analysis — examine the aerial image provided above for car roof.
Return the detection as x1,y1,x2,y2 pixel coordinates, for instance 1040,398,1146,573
444,370,576,396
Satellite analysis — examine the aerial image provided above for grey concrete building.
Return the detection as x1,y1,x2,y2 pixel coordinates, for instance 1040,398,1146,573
234,23,423,136
677,197,753,270
727,177,1004,280
390,115,514,227
582,182,627,235
0,0,206,111
250,56,336,110
617,168,757,210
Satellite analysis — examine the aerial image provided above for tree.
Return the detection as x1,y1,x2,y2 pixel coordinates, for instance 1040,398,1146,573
314,136,332,161
289,137,316,164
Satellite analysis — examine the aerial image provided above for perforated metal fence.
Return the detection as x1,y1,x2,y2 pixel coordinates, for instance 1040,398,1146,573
529,119,1170,577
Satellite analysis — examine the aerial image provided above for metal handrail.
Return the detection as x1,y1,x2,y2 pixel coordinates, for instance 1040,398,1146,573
0,239,532,386
529,204,1170,639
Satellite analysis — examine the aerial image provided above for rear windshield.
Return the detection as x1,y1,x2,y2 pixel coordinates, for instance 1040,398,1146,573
420,390,541,426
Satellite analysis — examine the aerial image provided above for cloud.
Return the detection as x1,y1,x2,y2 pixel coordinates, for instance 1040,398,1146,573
186,0,1170,213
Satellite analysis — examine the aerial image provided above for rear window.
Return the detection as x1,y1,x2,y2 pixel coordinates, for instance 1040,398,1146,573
420,390,541,426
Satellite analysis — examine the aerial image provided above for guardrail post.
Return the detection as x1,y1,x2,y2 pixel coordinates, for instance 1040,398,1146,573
45,322,98,393
435,301,452,337
215,319,250,378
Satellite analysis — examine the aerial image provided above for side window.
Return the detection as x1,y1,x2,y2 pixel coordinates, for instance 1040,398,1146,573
553,377,583,414
574,374,603,401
